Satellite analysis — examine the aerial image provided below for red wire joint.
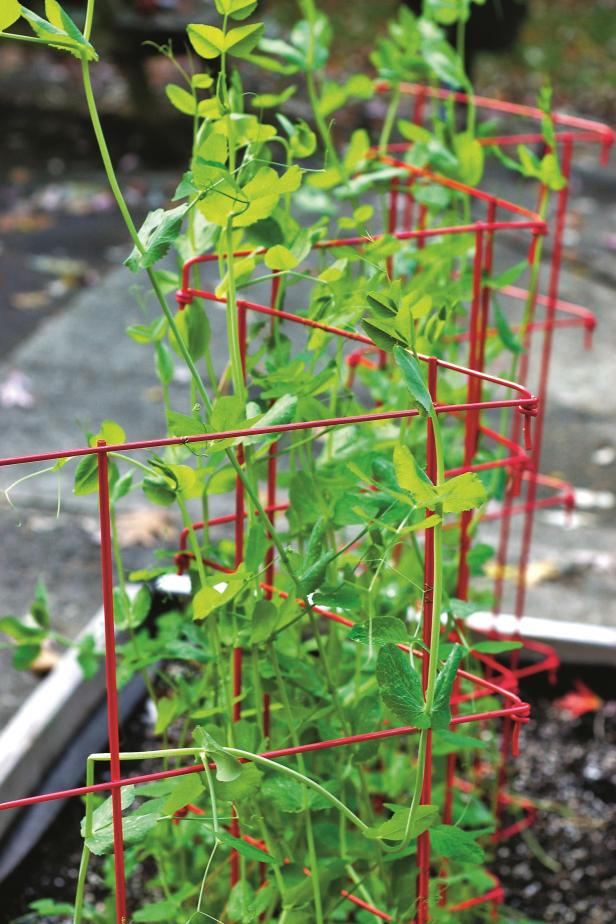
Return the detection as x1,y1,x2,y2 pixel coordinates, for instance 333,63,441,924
518,401,538,451
174,551,191,576
176,289,193,310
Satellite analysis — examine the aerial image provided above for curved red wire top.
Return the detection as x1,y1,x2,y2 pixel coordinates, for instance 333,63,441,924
375,80,616,162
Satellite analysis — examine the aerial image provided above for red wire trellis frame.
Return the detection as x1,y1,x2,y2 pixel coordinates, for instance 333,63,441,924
375,79,614,629
0,87,610,924
0,339,537,924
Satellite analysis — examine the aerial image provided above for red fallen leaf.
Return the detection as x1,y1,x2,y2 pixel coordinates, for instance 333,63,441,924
553,680,603,718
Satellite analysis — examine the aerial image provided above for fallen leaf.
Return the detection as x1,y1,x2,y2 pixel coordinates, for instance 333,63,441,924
485,559,561,587
30,641,62,675
11,290,51,311
116,507,176,547
0,211,54,233
554,680,603,719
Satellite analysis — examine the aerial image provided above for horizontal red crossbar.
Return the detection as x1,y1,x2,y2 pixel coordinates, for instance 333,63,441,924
375,80,615,160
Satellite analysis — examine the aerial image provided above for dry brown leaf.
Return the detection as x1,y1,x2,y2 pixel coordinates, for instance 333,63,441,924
0,212,54,233
30,642,62,675
485,559,561,588
116,507,175,547
11,290,51,310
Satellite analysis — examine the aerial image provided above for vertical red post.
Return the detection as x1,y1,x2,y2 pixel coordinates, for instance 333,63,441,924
97,442,127,924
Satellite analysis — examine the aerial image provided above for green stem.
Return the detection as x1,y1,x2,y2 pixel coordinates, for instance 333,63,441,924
224,220,247,404
379,85,401,154
270,644,324,924
73,757,96,924
385,407,445,853
89,745,368,833
0,31,75,49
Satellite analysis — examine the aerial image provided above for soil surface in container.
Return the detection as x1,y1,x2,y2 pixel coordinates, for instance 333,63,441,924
2,664,614,924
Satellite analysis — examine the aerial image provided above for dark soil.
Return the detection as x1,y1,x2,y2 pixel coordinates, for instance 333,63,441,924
494,665,616,924
2,664,615,924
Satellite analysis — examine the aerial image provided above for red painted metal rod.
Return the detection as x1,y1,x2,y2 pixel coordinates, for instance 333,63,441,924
375,80,615,150
0,703,529,816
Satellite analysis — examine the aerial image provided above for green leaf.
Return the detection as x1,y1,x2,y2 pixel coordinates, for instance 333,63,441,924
80,786,157,856
73,454,99,496
217,828,276,863
154,341,174,386
260,776,306,813
165,83,196,116
133,900,183,922
31,579,50,629
233,167,285,228
193,577,244,620
264,244,299,271
187,23,226,58
21,3,97,60
169,302,210,361
130,585,152,629
91,419,126,447
398,120,432,144
430,823,486,864
376,643,429,728
227,881,256,924
431,644,464,729
12,644,41,669
0,616,45,644
125,204,188,272
344,128,370,171
540,152,566,191
241,394,297,445
215,0,258,20
193,727,242,782
436,472,486,514
126,316,167,344
192,73,214,90
346,73,374,99
142,475,176,507
28,900,76,918
486,260,528,290
348,616,408,648
250,600,279,644
226,22,265,58
210,395,245,432
361,317,405,352
89,812,158,856
471,640,523,655
167,411,206,438
77,635,100,680
494,301,524,354
431,730,488,756
162,774,205,816
454,131,484,186
83,785,135,834
393,345,433,416
393,444,438,507
215,762,263,803
419,18,466,87
0,0,21,30
251,85,297,109
365,803,439,841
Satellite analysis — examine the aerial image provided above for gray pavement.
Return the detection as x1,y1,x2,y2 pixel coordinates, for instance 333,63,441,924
0,158,615,726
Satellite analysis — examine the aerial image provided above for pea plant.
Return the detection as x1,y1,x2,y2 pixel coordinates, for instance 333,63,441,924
0,2,559,924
